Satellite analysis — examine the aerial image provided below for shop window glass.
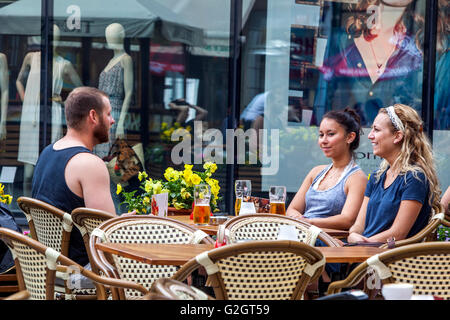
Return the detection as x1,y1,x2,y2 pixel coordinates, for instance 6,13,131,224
433,0,449,190
0,0,42,217
239,0,427,201
0,0,232,215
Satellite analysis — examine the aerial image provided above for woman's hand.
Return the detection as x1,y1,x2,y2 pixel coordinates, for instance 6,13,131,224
287,211,305,221
347,232,369,243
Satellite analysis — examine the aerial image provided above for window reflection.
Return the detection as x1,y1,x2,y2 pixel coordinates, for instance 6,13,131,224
313,0,425,125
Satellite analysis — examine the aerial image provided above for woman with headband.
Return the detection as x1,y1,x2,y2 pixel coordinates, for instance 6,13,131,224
347,104,442,244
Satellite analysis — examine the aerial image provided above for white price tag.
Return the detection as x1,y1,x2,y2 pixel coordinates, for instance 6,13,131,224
277,225,298,241
239,201,256,215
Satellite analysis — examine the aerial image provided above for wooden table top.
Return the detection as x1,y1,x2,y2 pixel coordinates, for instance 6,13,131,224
95,242,386,266
169,215,349,239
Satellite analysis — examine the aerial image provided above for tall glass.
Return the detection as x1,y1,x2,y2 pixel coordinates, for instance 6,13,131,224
269,186,286,215
193,184,211,225
234,180,251,215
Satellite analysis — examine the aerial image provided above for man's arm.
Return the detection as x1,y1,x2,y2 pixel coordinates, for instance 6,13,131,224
66,153,116,216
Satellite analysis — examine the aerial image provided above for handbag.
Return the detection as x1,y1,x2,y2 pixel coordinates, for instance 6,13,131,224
105,138,145,187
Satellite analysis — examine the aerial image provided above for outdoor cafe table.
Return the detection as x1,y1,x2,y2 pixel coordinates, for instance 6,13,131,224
170,215,350,239
94,242,386,266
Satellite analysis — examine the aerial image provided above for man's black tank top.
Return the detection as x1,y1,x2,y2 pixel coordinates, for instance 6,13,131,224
32,143,92,266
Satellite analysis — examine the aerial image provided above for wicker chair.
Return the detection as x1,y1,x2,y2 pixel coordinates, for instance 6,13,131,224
4,290,30,300
143,278,215,300
379,211,446,249
89,215,215,300
172,240,326,300
16,197,96,299
327,241,450,299
0,227,150,300
71,207,114,298
217,213,341,247
0,266,19,298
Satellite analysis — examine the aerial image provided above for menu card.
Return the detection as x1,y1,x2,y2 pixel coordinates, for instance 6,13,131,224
151,193,168,217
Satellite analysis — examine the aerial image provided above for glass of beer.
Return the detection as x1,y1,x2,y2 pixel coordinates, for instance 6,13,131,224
269,186,286,215
234,180,251,215
193,184,211,225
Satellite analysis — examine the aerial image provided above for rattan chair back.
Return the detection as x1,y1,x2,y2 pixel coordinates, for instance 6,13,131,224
71,208,113,273
17,197,72,256
379,212,446,248
328,241,450,299
145,278,214,300
90,215,215,300
17,198,99,299
0,227,149,300
217,213,340,247
172,240,325,300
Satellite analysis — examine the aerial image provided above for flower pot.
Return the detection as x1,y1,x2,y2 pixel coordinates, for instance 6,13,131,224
167,207,192,216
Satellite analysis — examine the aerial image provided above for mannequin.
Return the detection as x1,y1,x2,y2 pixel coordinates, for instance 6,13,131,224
0,53,8,140
93,22,133,159
51,24,83,142
15,24,82,196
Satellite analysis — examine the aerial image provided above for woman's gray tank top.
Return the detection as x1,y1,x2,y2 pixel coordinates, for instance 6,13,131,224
303,162,361,219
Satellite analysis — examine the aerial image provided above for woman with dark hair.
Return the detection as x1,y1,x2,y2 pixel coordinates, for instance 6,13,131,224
287,108,368,230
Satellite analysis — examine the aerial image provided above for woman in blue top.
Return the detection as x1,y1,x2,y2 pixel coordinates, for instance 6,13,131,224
287,108,368,230
348,104,443,244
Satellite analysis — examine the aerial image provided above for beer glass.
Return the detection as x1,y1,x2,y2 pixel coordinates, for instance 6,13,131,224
193,184,211,225
269,186,286,215
234,180,251,215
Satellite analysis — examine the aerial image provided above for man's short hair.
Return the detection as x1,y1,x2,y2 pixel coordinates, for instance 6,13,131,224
65,87,109,130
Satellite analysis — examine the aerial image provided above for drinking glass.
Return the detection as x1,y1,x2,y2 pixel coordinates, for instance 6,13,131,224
234,180,251,215
269,186,286,215
193,184,211,225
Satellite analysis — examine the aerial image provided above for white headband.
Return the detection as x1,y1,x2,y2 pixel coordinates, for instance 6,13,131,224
386,106,404,131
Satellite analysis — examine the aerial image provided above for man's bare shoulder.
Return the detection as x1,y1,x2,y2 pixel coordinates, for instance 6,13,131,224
67,152,106,172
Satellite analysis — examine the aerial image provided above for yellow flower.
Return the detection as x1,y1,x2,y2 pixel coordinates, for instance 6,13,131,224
161,122,168,130
190,173,202,185
183,170,193,187
5,195,12,205
181,188,191,200
153,181,163,194
184,164,193,171
143,197,150,205
203,162,217,174
0,184,4,194
173,202,185,210
144,179,153,193
116,184,122,195
138,171,148,182
164,167,181,182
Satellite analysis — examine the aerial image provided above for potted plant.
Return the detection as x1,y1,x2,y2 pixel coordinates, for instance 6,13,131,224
116,162,222,215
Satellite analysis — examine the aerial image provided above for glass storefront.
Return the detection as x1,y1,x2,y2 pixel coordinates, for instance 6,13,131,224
0,0,447,220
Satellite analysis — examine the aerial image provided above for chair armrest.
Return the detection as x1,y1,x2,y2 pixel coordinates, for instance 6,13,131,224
327,262,369,295
57,263,149,297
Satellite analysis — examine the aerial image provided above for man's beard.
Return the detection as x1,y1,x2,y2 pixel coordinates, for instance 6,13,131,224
93,116,109,144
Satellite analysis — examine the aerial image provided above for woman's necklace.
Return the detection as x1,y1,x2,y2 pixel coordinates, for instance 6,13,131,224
369,37,398,75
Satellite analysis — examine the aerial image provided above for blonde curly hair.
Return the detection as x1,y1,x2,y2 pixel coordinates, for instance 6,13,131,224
375,104,442,214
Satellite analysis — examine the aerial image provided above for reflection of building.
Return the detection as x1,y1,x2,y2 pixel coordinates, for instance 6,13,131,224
0,0,447,221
